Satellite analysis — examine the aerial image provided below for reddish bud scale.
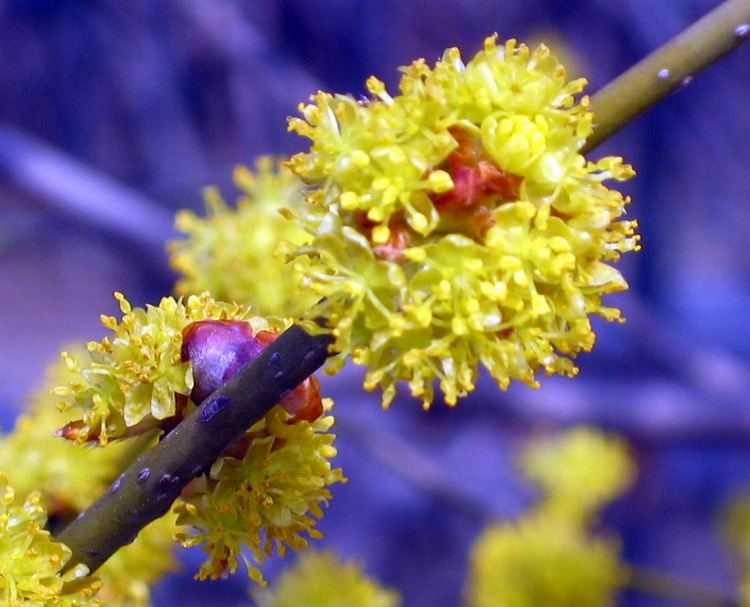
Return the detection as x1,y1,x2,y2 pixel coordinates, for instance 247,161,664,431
433,162,522,211
356,213,413,263
356,126,524,262
430,126,523,235
56,420,89,442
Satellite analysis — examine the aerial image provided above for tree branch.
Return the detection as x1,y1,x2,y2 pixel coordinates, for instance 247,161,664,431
583,0,750,153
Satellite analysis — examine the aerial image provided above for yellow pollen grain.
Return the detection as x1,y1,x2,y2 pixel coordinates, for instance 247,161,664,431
344,280,364,295
428,170,454,193
464,258,483,271
513,269,529,285
372,225,391,244
462,298,480,314
500,255,521,271
452,317,469,335
412,213,428,231
367,207,385,222
388,147,407,163
340,191,359,210
436,280,452,297
350,150,370,168
415,306,432,326
549,236,571,252
405,247,426,262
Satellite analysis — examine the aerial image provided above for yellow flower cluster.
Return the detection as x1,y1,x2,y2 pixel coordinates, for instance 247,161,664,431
169,156,315,316
288,35,638,407
174,404,345,584
49,293,342,584
254,550,401,607
53,292,277,444
466,513,624,607
465,426,633,606
721,495,750,605
1,352,178,607
521,426,635,522
0,474,102,607
0,405,128,514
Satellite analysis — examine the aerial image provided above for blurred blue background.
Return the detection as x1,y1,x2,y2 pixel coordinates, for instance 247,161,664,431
1,1,749,605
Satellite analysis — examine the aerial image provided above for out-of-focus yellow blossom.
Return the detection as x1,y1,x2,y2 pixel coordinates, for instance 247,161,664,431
254,550,401,607
173,402,345,585
466,426,634,606
1,376,133,512
721,495,750,605
521,426,635,522
288,35,638,408
465,513,625,607
169,156,314,316
723,495,750,564
1,352,178,607
0,474,102,607
53,292,281,444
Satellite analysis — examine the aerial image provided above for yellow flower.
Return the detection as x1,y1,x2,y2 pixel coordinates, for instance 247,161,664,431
723,495,750,565
173,402,345,585
48,295,342,586
1,351,178,607
465,513,625,607
53,292,281,444
0,474,102,607
465,425,633,606
169,156,315,316
288,35,638,408
1,351,134,512
521,426,635,522
720,494,750,606
253,550,401,607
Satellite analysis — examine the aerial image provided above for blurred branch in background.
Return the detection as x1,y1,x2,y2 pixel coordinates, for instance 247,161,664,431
0,124,173,272
496,291,750,445
336,414,496,524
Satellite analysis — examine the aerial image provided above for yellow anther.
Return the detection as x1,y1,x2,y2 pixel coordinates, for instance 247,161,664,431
405,247,427,262
428,170,454,193
372,224,391,244
350,150,370,168
340,191,359,210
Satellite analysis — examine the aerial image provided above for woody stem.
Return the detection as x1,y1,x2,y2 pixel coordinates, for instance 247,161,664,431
583,0,750,153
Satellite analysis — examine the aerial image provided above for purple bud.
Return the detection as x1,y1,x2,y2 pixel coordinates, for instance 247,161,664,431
182,320,269,404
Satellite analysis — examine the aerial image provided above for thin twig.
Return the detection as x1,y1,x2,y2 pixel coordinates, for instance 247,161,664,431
336,416,494,523
583,0,750,153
